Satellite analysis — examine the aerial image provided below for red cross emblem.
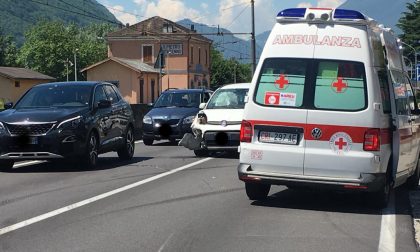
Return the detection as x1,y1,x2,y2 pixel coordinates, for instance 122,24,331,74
332,77,348,93
334,137,347,150
275,74,289,89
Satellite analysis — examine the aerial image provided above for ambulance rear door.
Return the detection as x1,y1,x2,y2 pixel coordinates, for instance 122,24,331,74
304,23,373,179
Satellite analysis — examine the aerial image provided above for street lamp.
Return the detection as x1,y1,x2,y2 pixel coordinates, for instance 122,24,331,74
397,39,417,85
74,48,79,81
403,56,413,80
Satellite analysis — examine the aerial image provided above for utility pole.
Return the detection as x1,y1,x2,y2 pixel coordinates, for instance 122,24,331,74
251,0,256,75
74,49,79,81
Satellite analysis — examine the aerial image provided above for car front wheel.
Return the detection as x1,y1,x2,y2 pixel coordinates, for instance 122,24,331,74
0,160,14,172
118,127,135,160
245,182,271,200
83,132,99,168
194,149,208,157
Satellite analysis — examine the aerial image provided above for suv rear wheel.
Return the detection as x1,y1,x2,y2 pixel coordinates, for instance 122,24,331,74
245,182,271,200
83,132,99,168
143,138,154,146
118,127,135,160
0,160,14,172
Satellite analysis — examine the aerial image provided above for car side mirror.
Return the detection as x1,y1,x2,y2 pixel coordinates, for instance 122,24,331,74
4,102,13,110
97,99,112,109
199,103,206,109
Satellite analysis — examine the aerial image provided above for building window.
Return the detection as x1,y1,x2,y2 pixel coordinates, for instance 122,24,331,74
163,23,173,33
139,79,144,104
14,81,20,87
143,45,153,63
198,48,201,64
190,47,194,65
205,49,208,66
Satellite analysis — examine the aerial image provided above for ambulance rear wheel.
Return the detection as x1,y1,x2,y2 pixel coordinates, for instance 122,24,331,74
245,183,270,200
370,176,391,208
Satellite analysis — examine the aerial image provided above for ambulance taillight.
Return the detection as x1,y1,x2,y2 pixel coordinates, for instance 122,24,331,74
363,129,380,151
240,120,253,143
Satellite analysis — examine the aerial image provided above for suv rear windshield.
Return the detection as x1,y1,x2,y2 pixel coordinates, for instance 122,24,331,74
154,92,203,108
254,58,367,111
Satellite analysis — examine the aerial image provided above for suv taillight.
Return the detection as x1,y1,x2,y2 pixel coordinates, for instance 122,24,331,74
240,120,253,143
364,128,380,151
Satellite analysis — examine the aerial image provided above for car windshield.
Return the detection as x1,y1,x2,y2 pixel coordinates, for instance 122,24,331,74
154,92,202,108
14,84,93,109
206,88,248,109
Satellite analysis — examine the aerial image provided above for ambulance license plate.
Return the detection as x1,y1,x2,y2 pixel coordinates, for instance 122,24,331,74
259,131,298,145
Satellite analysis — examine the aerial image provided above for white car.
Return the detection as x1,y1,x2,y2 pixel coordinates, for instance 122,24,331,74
188,83,250,157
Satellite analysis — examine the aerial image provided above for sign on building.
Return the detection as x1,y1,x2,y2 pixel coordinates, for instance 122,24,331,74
161,44,183,55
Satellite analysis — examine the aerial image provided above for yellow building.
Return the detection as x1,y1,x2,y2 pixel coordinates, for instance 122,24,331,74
0,67,55,108
83,16,212,104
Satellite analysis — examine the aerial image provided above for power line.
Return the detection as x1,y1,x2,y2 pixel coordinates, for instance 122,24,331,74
221,1,249,11
225,4,249,29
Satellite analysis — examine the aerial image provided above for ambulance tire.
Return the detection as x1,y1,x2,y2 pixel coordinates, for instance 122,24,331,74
245,183,270,200
370,174,391,208
406,157,420,190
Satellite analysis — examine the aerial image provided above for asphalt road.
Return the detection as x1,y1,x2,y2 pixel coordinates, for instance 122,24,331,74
0,141,417,252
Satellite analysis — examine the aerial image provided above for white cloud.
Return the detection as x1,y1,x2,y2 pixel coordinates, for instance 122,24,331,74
297,2,313,8
134,0,147,4
316,0,346,8
134,0,203,22
201,3,209,9
107,5,138,25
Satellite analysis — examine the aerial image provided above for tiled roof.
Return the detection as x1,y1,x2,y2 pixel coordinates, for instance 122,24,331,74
81,57,160,73
107,16,212,43
0,67,55,80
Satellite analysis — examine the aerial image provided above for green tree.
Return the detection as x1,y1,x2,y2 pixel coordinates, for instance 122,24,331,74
0,28,18,66
17,21,115,81
397,1,420,72
210,47,252,89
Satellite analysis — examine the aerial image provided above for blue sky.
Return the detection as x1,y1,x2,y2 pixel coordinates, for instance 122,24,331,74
97,0,347,35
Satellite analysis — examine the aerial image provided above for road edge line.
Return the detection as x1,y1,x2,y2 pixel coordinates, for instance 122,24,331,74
0,157,213,236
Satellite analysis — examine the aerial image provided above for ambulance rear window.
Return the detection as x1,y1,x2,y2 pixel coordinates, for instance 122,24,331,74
254,58,367,111
314,61,366,111
254,58,306,107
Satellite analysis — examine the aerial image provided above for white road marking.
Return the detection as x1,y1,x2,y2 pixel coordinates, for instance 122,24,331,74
9,141,143,169
378,192,396,252
13,161,44,168
0,157,213,236
157,233,175,252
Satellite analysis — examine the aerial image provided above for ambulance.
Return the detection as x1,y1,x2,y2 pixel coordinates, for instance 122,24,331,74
238,8,420,207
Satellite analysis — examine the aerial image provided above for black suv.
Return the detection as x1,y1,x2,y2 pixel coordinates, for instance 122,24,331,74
142,89,212,145
0,81,135,171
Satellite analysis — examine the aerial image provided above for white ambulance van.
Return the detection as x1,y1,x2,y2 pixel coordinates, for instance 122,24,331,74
238,8,420,207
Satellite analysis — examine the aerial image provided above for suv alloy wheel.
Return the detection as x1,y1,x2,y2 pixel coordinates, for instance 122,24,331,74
83,132,99,168
118,127,135,160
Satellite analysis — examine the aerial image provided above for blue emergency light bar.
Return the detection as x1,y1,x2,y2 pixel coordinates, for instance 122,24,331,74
277,8,365,20
333,9,365,20
277,8,306,18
